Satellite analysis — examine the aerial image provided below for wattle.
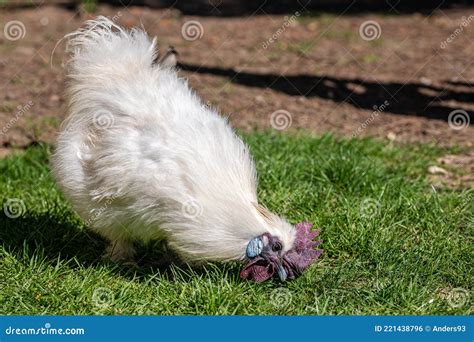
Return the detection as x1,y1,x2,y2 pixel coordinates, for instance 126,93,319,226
239,257,275,282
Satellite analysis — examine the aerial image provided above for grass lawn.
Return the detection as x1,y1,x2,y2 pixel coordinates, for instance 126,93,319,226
0,132,472,315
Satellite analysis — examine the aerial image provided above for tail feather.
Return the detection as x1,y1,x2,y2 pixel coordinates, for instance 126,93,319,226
53,16,160,197
65,16,157,78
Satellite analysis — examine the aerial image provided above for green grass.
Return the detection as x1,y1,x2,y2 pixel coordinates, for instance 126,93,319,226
81,0,97,13
363,53,382,63
0,132,472,315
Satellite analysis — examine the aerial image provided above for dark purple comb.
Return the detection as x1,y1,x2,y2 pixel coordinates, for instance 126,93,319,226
240,221,322,282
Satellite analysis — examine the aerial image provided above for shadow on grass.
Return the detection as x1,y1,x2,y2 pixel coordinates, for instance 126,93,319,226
0,211,236,282
0,213,106,265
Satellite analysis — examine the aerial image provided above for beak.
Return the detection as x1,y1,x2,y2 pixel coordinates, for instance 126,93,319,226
275,260,287,281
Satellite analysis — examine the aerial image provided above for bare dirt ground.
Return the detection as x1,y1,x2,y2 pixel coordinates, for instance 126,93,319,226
1,4,473,184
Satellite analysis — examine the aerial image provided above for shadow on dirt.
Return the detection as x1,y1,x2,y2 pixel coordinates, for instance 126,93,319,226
99,0,472,17
180,62,474,122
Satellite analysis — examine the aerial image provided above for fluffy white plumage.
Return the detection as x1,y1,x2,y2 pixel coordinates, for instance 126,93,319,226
52,17,296,265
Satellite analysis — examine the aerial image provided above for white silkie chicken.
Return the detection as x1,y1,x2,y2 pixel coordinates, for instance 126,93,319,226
52,17,321,282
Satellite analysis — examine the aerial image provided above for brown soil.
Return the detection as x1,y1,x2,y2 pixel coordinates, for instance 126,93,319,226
1,5,473,157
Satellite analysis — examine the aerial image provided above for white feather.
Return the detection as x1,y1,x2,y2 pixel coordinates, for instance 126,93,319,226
52,16,296,263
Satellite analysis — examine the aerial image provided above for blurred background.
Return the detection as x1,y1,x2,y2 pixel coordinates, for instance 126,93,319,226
0,0,473,183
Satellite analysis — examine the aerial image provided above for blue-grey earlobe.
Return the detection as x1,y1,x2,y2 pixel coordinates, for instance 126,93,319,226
246,236,263,258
